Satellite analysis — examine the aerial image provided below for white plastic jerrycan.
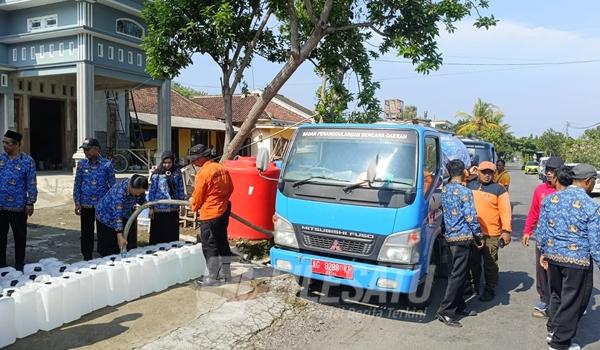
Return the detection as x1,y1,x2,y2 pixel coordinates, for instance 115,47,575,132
99,263,127,306
34,275,64,331
59,273,82,324
0,266,16,279
173,246,193,283
46,262,70,277
185,244,208,279
119,259,142,302
0,291,16,348
135,254,159,296
24,263,45,275
68,267,94,316
84,264,110,311
7,284,39,338
1,271,24,289
149,251,171,292
38,257,60,266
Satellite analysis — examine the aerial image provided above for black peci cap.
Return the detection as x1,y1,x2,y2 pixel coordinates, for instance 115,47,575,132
79,138,100,149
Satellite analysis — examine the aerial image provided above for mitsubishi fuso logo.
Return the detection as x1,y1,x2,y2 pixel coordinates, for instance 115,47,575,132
330,240,342,251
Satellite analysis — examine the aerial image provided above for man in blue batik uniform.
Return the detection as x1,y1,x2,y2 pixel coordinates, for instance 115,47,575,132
436,159,483,328
537,164,600,350
95,175,147,256
0,130,37,271
73,137,115,260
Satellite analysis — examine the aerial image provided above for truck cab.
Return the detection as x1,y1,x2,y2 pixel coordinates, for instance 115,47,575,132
460,138,497,165
269,124,447,300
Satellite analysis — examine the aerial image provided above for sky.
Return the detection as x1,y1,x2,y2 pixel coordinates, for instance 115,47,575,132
176,0,600,138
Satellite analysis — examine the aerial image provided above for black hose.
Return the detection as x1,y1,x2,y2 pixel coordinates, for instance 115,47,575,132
121,199,274,255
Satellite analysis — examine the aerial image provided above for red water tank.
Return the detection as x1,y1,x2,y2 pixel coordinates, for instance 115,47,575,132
223,156,280,240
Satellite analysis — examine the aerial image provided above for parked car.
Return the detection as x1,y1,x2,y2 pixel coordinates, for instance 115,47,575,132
592,171,600,196
524,161,539,174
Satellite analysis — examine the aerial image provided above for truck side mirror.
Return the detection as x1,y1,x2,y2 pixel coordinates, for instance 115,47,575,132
366,154,379,184
256,148,270,172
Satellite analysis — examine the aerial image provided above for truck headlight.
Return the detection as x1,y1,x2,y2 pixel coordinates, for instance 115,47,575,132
378,229,420,264
273,214,299,249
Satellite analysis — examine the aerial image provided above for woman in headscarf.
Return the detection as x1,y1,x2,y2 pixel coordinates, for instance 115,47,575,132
148,151,186,244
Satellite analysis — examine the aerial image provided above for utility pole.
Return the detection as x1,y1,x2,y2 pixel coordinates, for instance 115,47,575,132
565,121,570,137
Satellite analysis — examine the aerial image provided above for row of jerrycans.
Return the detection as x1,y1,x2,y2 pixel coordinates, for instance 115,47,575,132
0,241,207,348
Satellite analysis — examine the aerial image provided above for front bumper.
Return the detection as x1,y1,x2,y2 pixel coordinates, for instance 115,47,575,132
270,247,421,293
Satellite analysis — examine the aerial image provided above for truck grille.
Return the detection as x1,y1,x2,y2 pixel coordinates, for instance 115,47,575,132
302,233,374,256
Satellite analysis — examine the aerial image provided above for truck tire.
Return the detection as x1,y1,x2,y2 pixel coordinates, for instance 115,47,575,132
406,260,436,308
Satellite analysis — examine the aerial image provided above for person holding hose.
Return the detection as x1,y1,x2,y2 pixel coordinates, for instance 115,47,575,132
95,175,148,256
188,144,234,286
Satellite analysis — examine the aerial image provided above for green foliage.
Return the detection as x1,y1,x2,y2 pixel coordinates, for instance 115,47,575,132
404,105,418,119
564,126,600,168
455,98,505,135
455,98,516,158
535,129,571,157
142,0,497,158
172,82,207,98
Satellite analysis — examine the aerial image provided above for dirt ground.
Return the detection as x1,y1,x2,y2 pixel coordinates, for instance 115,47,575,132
3,203,198,266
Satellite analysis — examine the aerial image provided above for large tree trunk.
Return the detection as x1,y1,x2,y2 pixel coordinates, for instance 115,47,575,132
222,90,235,153
221,31,326,161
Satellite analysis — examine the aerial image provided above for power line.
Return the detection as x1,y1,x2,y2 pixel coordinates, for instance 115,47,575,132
374,58,600,66
567,121,600,130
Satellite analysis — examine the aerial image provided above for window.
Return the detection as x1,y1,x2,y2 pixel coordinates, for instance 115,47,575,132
423,136,439,195
137,53,143,67
18,80,23,90
70,86,74,97
51,84,56,95
118,49,124,62
108,46,114,60
20,48,26,61
69,42,74,55
116,18,144,39
62,85,67,96
30,46,35,60
39,45,45,58
97,43,104,58
0,74,7,88
48,44,54,57
12,49,17,62
127,51,133,64
27,81,32,92
27,14,58,32
39,82,44,93
59,43,64,56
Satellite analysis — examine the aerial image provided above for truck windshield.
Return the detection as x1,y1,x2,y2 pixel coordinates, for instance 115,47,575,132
464,142,493,164
282,128,418,190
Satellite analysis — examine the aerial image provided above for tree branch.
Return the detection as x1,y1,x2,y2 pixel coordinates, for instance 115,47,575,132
303,0,320,27
369,24,386,37
288,0,300,57
231,8,273,92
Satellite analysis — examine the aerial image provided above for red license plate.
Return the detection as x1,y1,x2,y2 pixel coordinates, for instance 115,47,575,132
311,259,354,279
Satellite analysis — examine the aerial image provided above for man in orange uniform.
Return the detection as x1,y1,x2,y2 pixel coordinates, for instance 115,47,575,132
188,144,234,286
467,161,512,302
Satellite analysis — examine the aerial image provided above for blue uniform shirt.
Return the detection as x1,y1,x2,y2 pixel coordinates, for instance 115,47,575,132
537,186,600,269
95,180,146,232
0,153,37,211
441,182,481,243
147,171,185,212
73,157,116,208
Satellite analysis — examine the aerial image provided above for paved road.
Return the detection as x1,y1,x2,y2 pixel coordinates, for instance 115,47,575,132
244,166,600,350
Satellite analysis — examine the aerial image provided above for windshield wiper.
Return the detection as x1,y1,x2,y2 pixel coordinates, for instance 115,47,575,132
342,180,369,192
291,176,349,188
343,178,414,192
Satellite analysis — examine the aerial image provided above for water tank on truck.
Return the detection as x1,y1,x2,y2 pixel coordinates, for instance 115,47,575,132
223,156,280,240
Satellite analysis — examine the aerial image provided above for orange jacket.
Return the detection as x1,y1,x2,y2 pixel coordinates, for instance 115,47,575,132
467,180,512,236
493,170,511,190
190,160,234,220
